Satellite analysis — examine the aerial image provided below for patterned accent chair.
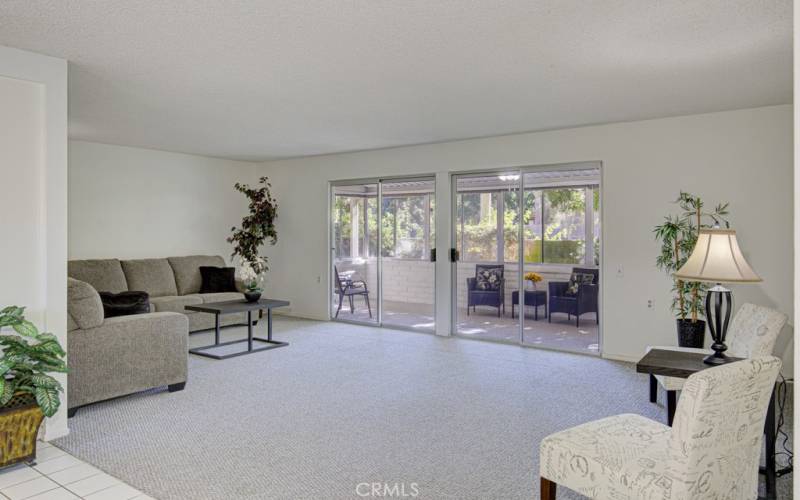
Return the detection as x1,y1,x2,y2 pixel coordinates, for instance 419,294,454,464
466,264,505,317
648,303,786,425
540,356,781,500
547,267,599,327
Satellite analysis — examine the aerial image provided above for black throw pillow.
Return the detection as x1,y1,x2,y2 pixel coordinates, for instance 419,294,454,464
99,291,150,318
199,266,237,293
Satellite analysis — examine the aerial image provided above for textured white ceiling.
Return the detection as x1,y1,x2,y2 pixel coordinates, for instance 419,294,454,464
0,1,792,161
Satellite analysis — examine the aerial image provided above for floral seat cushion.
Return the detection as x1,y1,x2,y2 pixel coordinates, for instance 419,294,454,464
475,267,503,291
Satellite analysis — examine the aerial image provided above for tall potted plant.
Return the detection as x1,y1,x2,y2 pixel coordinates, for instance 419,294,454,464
228,177,278,302
0,306,68,468
654,192,728,347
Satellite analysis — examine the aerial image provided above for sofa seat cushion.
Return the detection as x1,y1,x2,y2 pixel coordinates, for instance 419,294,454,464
150,295,203,314
121,259,179,297
168,255,226,295
67,278,104,330
68,259,129,293
198,292,245,304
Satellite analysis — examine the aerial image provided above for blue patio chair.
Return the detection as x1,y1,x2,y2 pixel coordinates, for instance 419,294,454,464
548,267,599,327
466,264,505,317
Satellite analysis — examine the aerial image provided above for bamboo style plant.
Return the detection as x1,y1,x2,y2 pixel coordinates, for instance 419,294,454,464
654,192,729,323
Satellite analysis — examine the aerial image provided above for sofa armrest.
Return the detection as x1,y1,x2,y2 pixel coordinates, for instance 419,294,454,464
68,312,188,409
466,277,477,291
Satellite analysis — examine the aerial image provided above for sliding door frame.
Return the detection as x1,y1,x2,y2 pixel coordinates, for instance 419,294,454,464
329,174,438,334
449,161,604,355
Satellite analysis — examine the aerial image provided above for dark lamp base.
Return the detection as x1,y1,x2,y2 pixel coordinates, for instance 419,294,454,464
703,352,734,365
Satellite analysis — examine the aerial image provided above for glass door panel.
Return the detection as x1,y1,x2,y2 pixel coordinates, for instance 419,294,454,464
380,178,436,332
520,168,601,353
453,172,521,341
331,183,378,324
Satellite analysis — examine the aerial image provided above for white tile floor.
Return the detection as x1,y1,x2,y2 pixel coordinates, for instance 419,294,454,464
0,441,152,500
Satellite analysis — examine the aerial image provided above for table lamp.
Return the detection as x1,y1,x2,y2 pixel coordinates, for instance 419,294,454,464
674,228,762,365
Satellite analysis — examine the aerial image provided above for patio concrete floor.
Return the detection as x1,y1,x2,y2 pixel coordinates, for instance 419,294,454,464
332,299,600,355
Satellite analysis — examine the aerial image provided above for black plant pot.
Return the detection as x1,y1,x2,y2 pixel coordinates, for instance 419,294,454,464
244,291,262,303
676,319,706,348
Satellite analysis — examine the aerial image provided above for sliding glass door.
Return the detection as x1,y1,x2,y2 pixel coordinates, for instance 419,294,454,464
331,183,378,324
331,177,436,332
452,164,601,354
453,172,521,341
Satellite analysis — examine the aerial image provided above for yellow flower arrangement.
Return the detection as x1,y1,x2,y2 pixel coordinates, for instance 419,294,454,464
524,272,543,283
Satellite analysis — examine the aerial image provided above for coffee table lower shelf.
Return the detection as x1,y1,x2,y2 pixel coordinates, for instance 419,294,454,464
189,337,289,360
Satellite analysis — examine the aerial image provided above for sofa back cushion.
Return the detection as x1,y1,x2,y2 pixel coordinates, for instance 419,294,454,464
121,258,179,297
67,278,104,330
68,259,129,293
167,255,226,295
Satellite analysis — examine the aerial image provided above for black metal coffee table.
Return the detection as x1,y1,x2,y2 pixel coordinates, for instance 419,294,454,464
185,298,290,360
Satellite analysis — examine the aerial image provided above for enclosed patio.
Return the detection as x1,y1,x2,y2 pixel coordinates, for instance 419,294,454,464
331,167,601,356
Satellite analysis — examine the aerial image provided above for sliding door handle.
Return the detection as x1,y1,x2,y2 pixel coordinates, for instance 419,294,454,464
449,248,459,262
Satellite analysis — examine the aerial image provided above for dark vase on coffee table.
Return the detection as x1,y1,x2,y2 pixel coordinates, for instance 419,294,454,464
244,291,261,303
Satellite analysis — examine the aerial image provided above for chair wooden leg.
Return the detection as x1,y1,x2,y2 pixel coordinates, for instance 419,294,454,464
649,374,657,403
348,295,354,313
667,390,677,426
540,477,557,500
335,294,343,318
365,293,372,318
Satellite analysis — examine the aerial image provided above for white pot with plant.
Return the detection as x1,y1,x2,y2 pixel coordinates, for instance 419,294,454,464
238,258,266,302
227,176,278,303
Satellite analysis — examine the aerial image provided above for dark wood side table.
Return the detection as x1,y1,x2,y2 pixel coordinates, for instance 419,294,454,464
510,290,547,319
637,349,778,499
186,298,290,360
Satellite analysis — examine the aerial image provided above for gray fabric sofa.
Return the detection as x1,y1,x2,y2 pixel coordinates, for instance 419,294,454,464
67,255,247,331
67,278,188,417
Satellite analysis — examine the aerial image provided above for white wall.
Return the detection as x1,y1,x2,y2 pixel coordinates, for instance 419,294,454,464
0,46,68,439
257,105,794,373
68,141,261,262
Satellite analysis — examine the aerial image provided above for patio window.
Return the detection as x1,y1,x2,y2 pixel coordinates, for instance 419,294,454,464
457,184,599,266
334,193,434,261
381,195,433,259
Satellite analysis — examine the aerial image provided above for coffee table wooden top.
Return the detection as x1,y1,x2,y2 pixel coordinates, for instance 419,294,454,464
636,349,743,379
185,298,290,315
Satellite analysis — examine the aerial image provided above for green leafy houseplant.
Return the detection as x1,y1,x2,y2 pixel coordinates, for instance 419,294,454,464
228,176,278,290
654,193,728,344
0,306,68,417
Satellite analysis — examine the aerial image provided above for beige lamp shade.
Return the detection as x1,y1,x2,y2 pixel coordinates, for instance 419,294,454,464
674,228,762,283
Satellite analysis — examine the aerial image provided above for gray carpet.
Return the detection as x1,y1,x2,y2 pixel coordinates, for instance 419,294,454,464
55,318,793,499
